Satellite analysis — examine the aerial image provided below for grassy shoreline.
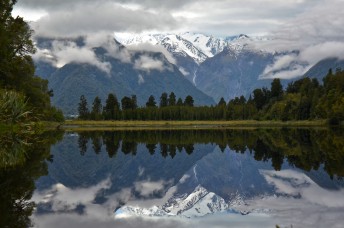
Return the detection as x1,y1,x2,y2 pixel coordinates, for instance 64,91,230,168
61,119,328,131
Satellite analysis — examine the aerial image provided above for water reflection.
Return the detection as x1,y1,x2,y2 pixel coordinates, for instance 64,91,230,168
0,131,63,228
1,128,344,227
75,128,344,177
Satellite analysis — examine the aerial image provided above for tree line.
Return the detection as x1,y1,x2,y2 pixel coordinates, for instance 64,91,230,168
78,68,344,124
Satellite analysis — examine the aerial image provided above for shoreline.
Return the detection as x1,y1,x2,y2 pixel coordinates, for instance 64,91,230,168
60,120,329,131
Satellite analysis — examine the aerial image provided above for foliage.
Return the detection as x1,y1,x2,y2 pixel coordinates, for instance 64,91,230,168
0,0,63,121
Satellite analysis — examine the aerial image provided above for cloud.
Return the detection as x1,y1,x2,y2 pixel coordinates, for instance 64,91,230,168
41,40,112,74
127,43,176,65
17,0,327,38
84,33,131,63
134,55,165,72
29,2,178,38
260,42,344,79
257,0,344,79
134,180,171,197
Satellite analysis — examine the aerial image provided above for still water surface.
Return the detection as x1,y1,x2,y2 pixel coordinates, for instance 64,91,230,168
1,128,344,227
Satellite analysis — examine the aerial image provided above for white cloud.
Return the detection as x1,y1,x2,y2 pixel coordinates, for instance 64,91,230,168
84,33,132,63
127,43,176,65
29,2,178,38
134,55,165,72
49,40,112,74
134,180,167,197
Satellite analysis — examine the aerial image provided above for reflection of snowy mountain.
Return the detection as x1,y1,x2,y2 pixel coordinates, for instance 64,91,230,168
115,185,233,218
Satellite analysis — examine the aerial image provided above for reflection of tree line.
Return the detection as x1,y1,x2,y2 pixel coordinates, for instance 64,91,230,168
78,129,344,177
0,131,64,228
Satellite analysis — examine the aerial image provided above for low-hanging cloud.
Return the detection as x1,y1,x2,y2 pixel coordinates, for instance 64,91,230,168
127,43,176,65
260,42,344,79
134,55,165,72
258,0,344,79
47,40,112,74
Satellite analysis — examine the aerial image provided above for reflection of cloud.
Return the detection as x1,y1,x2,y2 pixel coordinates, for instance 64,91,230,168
241,169,344,227
261,170,344,207
32,178,112,212
134,179,173,197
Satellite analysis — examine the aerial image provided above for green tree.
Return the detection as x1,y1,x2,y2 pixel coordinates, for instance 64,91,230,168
160,92,168,107
146,95,157,108
184,95,194,107
121,96,132,110
0,0,62,121
103,93,119,120
91,96,102,120
218,97,226,107
271,78,283,98
78,95,89,119
168,92,176,106
177,98,183,106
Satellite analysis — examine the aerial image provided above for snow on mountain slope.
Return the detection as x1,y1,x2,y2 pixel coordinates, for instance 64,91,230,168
180,32,227,58
160,35,208,64
115,32,230,64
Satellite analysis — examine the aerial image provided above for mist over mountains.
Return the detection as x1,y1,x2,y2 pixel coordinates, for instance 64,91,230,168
33,32,344,114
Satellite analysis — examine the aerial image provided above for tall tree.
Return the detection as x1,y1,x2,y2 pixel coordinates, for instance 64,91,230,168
146,95,157,108
184,95,194,107
0,0,62,121
91,96,102,120
271,78,283,98
218,97,226,107
168,92,176,106
103,93,119,120
131,95,138,109
176,98,183,106
121,96,133,110
160,92,168,107
78,95,89,120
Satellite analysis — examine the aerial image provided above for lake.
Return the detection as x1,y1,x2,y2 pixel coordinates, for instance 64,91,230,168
1,128,344,228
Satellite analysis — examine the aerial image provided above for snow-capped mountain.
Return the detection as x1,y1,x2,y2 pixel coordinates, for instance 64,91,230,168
115,185,233,218
115,32,229,64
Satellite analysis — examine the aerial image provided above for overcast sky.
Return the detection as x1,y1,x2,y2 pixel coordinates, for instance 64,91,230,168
14,0,344,79
13,0,340,38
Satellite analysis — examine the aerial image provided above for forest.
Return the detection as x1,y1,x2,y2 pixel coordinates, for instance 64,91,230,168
78,69,344,125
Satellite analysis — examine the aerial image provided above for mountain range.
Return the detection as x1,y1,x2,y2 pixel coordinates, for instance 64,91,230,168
34,33,344,114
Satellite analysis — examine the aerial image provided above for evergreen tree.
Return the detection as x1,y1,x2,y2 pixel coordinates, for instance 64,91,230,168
103,93,119,120
177,98,183,106
271,78,283,98
91,96,102,120
131,95,138,109
78,95,89,119
121,96,133,110
184,95,194,107
218,97,226,106
146,95,157,107
160,92,168,107
168,92,176,106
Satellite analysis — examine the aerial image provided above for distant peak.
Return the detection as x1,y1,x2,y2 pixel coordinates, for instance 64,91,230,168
238,34,250,39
